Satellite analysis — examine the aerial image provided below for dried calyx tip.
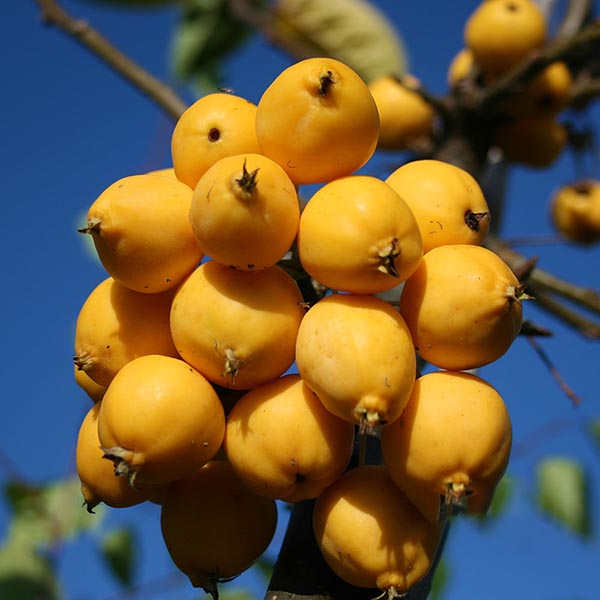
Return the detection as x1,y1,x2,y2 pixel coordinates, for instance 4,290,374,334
464,210,490,232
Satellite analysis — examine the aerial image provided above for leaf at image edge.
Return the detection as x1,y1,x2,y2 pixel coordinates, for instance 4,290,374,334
536,457,591,538
272,0,407,82
100,528,137,588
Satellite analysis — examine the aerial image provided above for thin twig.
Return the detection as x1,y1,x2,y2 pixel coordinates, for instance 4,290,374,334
36,0,188,121
526,336,582,405
479,19,600,110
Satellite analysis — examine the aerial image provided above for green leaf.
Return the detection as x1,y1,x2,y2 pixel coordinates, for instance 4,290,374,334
219,589,257,600
0,538,58,600
4,476,104,549
100,528,137,587
536,457,591,538
475,475,514,526
170,0,255,93
272,0,407,83
587,418,600,454
429,558,449,600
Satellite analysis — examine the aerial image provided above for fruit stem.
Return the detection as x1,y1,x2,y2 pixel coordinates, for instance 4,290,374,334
464,209,490,232
318,70,335,96
222,348,245,385
234,159,259,198
376,237,401,278
77,218,102,235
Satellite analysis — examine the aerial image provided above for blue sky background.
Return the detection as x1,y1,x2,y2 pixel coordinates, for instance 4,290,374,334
2,1,600,599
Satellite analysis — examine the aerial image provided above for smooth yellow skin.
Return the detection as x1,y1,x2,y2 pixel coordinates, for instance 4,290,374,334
503,61,572,118
145,167,179,180
295,293,416,428
160,461,278,594
190,153,300,270
224,374,355,503
84,174,203,293
255,57,380,185
73,277,179,387
464,0,547,75
550,179,600,244
494,116,567,168
76,403,163,510
170,261,305,390
381,371,513,524
399,244,523,370
385,159,490,254
97,355,225,485
313,465,444,593
74,365,106,403
447,48,475,86
368,74,435,150
298,175,423,294
171,93,260,190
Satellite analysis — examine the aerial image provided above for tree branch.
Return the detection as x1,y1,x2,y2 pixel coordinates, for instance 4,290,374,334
35,0,188,121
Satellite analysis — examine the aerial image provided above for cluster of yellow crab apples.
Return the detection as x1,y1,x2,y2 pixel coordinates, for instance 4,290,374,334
72,53,527,599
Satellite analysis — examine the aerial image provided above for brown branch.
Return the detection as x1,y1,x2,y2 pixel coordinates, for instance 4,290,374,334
525,336,582,406
36,0,188,121
479,19,600,110
486,236,600,339
553,0,594,43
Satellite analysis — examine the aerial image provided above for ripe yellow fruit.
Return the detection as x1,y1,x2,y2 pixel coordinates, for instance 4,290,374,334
368,74,435,150
255,57,380,185
503,61,572,118
160,460,278,597
381,370,513,523
224,374,355,502
550,179,600,244
73,277,178,387
189,153,300,270
76,403,163,512
297,175,423,294
385,159,490,254
74,365,106,403
146,167,180,181
295,293,416,429
80,174,203,293
171,92,261,189
98,354,225,485
170,261,305,390
464,0,547,75
399,244,524,370
313,465,444,595
447,48,476,86
494,116,567,168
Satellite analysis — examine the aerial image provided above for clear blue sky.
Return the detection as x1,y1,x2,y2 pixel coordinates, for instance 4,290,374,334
2,1,600,599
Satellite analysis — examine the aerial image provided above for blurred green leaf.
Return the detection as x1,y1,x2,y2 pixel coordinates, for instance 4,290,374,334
171,0,256,94
536,457,591,538
0,537,58,600
272,0,407,83
476,475,514,525
588,418,600,454
430,558,449,600
78,0,181,7
4,476,103,548
220,589,257,600
101,528,137,587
